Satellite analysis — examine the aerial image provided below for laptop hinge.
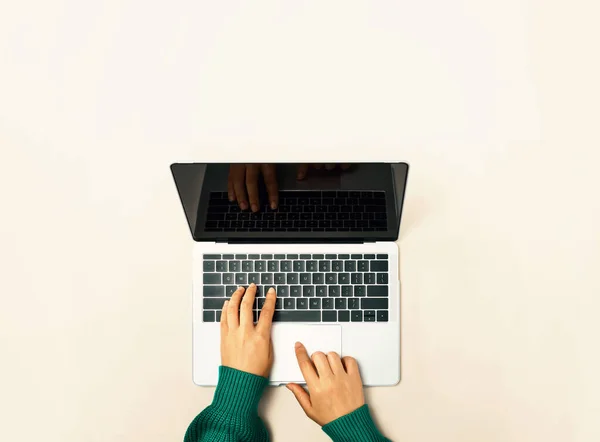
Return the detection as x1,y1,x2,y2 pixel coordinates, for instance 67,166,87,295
221,238,366,245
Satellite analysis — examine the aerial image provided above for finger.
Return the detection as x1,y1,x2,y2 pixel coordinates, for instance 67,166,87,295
227,286,244,329
326,351,345,375
294,342,318,385
325,163,335,170
220,300,229,333
311,351,333,377
227,170,235,202
231,165,248,210
261,164,279,209
286,383,313,415
256,287,276,335
342,356,359,376
245,164,261,212
239,284,257,328
296,163,309,180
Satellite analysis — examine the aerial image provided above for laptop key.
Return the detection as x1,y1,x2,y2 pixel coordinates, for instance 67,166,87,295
204,298,226,309
351,273,363,284
242,261,253,272
203,274,221,284
235,273,247,285
216,261,227,272
335,298,347,310
316,285,327,297
377,273,388,284
204,254,221,259
228,261,240,272
275,298,283,310
274,273,286,284
293,261,305,272
328,286,340,297
297,299,308,309
341,285,353,297
331,260,343,272
268,261,279,272
364,273,376,285
344,261,356,272
377,311,388,322
272,311,320,322
261,273,273,285
357,261,369,271
306,260,318,272
284,298,295,309
299,273,311,284
203,261,215,272
313,273,325,284
370,261,388,271
362,298,388,309
248,273,260,284
364,310,376,322
255,261,266,272
257,298,266,309
351,311,363,322
325,273,337,284
223,273,234,284
203,311,215,322
338,310,350,322
319,261,331,272
281,261,292,272
322,311,337,322
226,286,237,297
338,273,350,284
354,286,366,297
310,298,321,310
215,310,222,321
204,286,224,297
348,298,360,309
322,298,334,309
367,286,388,297
290,286,301,297
303,286,315,297
277,286,289,297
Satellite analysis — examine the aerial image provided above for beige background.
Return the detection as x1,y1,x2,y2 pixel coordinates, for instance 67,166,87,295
1,1,599,441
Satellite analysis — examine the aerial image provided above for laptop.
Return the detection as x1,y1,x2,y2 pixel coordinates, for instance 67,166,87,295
171,162,409,386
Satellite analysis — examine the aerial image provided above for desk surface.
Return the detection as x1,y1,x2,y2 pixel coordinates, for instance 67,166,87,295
1,1,599,441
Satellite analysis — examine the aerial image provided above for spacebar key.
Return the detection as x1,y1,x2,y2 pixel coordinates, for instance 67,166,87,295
273,311,321,322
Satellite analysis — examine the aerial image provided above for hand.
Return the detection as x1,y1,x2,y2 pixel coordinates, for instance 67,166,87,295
220,284,277,377
228,164,279,212
296,163,352,180
286,343,365,426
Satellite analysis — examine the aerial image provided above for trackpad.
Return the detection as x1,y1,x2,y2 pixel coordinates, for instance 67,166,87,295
270,324,342,384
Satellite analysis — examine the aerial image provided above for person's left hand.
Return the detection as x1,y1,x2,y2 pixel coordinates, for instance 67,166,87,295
220,284,277,377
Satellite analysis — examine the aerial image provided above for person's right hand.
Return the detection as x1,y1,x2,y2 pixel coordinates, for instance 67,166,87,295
286,342,365,426
228,164,279,212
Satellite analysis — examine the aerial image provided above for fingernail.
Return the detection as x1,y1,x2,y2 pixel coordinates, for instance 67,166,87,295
270,201,277,210
295,341,302,349
268,287,276,295
285,385,291,390
251,204,259,212
240,202,248,210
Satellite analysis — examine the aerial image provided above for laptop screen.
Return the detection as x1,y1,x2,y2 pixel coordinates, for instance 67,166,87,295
171,163,408,242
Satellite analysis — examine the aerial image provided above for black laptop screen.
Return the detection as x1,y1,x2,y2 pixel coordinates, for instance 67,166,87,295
171,163,408,243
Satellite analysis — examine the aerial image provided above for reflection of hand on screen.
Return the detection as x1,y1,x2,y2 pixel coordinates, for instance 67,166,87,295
296,163,352,180
227,164,279,212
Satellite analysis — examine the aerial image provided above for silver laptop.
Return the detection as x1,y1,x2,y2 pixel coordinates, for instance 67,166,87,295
171,163,409,386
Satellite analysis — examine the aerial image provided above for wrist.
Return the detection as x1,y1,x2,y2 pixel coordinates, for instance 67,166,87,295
211,366,269,415
323,405,385,442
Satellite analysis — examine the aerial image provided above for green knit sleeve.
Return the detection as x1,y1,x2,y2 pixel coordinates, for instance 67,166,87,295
322,405,391,442
184,366,270,442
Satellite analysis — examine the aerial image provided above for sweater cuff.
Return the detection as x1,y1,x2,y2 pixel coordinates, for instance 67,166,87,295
323,405,387,442
211,366,268,416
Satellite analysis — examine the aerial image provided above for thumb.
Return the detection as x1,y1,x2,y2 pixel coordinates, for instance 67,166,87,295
286,383,312,413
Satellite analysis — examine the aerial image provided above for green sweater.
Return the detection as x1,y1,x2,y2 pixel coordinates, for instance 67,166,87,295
184,366,390,442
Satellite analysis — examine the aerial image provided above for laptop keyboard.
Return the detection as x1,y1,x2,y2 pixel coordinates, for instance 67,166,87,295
201,253,390,323
204,191,388,232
